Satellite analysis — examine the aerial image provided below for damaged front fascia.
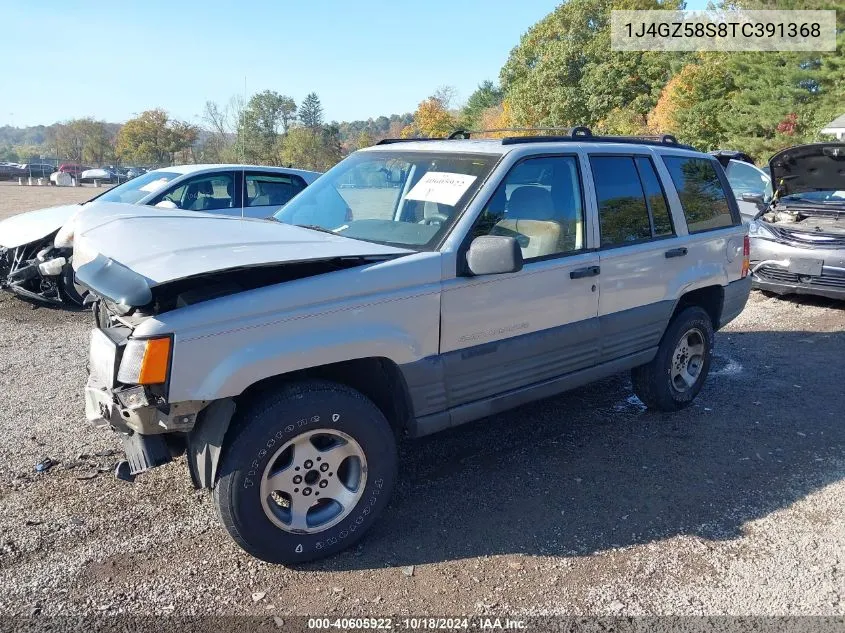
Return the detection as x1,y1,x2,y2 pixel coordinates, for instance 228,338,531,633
77,253,403,315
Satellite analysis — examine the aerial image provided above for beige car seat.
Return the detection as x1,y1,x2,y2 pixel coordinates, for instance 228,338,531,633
491,186,563,259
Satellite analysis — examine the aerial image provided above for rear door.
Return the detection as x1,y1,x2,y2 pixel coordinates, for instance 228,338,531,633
439,154,601,408
587,152,683,362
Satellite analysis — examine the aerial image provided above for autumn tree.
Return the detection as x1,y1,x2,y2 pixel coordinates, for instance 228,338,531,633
116,109,196,165
401,93,458,138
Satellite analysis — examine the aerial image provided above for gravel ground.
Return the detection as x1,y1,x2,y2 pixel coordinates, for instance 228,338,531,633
0,181,107,220
0,188,843,618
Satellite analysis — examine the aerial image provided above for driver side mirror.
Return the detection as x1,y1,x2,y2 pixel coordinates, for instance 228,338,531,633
154,200,178,209
741,192,766,206
465,235,523,276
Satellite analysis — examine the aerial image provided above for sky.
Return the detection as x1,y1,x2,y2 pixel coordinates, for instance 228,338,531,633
2,0,711,128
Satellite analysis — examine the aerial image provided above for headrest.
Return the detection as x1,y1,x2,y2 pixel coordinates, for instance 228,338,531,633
506,186,554,221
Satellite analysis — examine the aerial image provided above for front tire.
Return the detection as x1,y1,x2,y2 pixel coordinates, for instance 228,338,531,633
631,306,714,412
58,258,87,307
213,381,398,564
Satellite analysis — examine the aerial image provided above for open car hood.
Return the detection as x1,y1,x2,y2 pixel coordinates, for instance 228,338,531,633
769,143,845,198
0,204,82,248
72,202,413,306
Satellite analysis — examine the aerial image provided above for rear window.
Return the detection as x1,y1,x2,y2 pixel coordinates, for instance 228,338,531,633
663,156,735,233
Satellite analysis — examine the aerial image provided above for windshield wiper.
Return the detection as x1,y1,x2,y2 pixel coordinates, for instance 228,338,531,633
296,224,341,235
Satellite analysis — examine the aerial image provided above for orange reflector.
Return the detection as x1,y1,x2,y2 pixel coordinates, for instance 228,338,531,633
138,337,171,384
741,235,751,278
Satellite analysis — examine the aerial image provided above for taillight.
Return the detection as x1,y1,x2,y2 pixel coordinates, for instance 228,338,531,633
741,234,750,278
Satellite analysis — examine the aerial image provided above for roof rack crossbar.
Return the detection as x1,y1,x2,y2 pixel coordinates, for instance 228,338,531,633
375,137,446,145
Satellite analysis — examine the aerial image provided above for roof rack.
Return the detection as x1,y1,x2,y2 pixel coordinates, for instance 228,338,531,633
375,137,445,145
376,127,695,150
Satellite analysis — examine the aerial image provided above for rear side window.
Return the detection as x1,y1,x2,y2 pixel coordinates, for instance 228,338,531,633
663,156,735,233
591,156,674,247
634,157,673,237
246,172,307,207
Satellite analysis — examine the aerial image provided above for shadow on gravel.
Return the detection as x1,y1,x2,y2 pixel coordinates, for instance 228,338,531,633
311,328,845,571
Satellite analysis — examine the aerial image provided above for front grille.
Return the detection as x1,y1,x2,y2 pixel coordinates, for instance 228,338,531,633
769,225,845,248
755,264,845,289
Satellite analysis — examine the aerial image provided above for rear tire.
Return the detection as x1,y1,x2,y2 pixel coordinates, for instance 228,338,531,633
632,306,714,412
213,381,397,564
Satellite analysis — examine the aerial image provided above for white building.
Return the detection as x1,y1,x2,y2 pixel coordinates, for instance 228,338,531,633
820,114,845,140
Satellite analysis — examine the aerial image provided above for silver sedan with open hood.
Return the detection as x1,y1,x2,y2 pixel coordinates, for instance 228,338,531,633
748,143,845,300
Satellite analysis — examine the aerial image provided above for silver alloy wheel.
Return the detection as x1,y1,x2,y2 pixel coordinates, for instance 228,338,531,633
670,327,705,392
259,428,367,534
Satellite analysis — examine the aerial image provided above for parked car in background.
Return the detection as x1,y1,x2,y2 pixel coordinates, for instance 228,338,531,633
0,164,321,306
58,163,91,180
80,167,117,183
73,131,750,564
748,142,845,300
125,166,147,180
710,150,772,221
19,163,56,179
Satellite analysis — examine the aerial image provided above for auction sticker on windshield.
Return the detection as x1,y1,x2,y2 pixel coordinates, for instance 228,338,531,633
406,172,477,207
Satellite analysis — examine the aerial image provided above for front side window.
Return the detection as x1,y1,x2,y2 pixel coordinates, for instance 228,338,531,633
154,172,236,212
274,151,499,249
246,172,307,208
663,156,735,233
469,156,585,260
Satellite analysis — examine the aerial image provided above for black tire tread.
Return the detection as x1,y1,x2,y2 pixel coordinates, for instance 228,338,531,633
213,380,395,564
632,306,714,412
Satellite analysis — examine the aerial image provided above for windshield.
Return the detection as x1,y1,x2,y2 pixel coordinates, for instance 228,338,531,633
273,150,500,249
88,170,180,205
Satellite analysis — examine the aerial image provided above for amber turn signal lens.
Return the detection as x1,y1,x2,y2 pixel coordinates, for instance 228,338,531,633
138,337,171,385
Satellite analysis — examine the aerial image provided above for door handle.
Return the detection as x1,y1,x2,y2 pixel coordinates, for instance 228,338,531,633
570,265,601,279
665,247,688,258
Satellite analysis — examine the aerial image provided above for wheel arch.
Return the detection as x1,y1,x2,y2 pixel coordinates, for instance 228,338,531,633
188,357,415,490
671,284,724,330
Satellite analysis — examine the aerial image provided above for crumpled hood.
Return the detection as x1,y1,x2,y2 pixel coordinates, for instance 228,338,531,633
0,204,82,248
769,143,845,198
72,201,413,305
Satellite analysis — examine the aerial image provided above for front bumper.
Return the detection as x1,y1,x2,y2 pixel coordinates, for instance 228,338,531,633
750,236,845,300
85,328,208,474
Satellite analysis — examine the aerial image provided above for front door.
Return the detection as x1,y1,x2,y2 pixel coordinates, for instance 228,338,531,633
439,155,600,409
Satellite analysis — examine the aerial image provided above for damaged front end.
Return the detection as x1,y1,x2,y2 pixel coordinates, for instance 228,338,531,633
749,207,845,299
0,235,81,306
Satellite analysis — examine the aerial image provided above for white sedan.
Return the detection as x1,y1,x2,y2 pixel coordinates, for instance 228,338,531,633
0,164,322,306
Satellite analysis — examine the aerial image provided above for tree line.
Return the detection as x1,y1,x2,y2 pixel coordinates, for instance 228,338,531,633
2,0,842,170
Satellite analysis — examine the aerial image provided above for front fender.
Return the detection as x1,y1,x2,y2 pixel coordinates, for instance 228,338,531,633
191,322,428,400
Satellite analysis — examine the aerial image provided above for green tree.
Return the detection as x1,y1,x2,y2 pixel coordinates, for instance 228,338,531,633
279,125,342,172
500,0,684,128
459,81,505,130
299,92,324,129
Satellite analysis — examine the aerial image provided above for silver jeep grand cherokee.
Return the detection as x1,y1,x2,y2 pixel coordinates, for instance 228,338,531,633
73,128,751,564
